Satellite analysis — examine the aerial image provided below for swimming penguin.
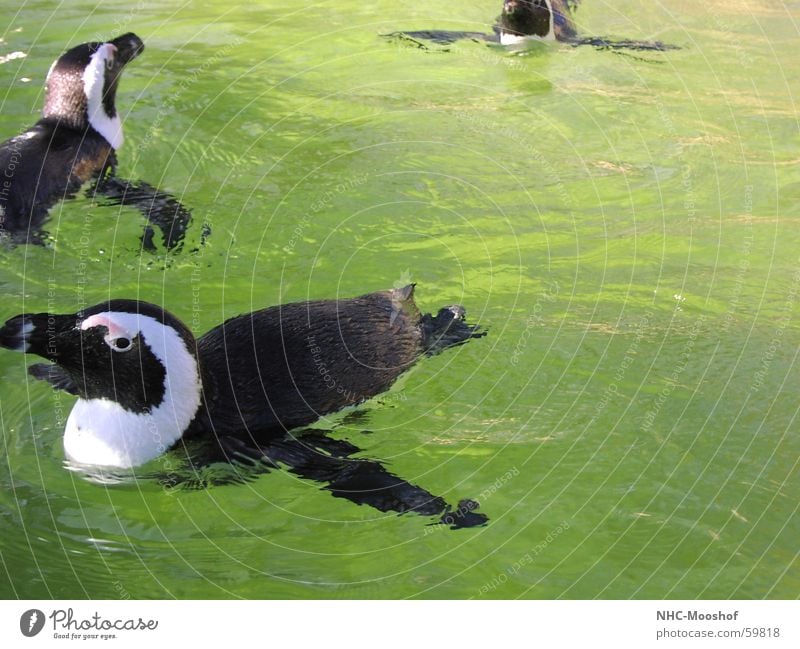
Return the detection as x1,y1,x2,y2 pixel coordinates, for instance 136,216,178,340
0,34,191,249
386,0,677,52
0,285,487,525
498,0,578,45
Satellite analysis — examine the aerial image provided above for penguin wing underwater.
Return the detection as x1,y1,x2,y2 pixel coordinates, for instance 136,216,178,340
164,430,488,529
384,0,679,53
0,33,194,250
92,176,195,251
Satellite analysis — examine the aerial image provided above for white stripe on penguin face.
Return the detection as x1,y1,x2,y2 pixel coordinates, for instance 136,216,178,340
81,43,124,149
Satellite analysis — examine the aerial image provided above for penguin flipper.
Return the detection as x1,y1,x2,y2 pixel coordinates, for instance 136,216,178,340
322,462,488,528
92,176,195,251
28,363,79,395
566,35,680,52
164,431,489,528
255,432,488,527
382,30,494,47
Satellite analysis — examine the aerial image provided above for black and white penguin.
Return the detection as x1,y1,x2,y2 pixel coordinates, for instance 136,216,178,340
0,285,487,526
0,285,483,466
385,0,677,52
497,0,578,45
0,33,143,241
0,34,193,249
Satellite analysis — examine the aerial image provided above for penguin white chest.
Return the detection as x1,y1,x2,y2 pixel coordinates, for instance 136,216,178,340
62,311,203,469
63,398,178,469
500,30,556,45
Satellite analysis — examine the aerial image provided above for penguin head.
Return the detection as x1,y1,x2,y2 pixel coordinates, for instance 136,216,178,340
0,300,202,469
41,33,144,150
501,0,554,39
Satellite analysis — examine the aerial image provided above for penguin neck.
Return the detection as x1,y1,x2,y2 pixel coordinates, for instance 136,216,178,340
63,340,203,470
41,45,125,150
81,55,124,150
40,94,122,149
41,93,90,133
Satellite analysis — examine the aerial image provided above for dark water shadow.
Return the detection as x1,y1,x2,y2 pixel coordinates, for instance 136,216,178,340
382,29,679,54
154,427,489,530
90,175,201,252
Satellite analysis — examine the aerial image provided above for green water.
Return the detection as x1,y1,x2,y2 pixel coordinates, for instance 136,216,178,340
1,0,799,599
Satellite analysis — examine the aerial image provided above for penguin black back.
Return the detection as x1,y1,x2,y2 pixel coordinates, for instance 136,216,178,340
192,285,483,437
0,123,113,241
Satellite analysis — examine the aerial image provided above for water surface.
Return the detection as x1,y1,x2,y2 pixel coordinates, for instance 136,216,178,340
0,0,798,598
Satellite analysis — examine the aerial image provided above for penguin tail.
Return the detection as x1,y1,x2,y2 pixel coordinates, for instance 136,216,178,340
421,304,485,355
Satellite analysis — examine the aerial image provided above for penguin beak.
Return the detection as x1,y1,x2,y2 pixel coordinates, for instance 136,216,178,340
0,315,36,352
0,313,79,358
109,33,145,65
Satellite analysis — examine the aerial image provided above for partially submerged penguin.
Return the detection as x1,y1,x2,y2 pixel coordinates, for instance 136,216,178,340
498,0,579,44
386,0,678,52
0,285,488,527
0,33,191,249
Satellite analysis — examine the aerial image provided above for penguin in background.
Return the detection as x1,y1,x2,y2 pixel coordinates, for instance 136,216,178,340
0,33,192,250
497,0,579,44
385,0,678,52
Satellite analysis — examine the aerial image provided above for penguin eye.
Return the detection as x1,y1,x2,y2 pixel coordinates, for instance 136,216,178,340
108,336,132,352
